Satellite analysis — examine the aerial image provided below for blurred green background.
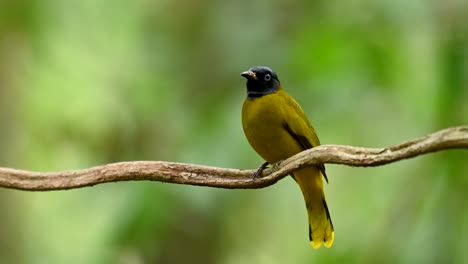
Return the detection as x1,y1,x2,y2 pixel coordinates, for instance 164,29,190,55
0,0,467,263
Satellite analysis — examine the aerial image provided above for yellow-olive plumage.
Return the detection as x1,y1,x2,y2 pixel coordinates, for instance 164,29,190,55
241,66,334,249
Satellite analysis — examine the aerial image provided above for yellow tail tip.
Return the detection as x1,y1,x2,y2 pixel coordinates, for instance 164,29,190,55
324,231,335,248
310,240,322,249
310,231,334,249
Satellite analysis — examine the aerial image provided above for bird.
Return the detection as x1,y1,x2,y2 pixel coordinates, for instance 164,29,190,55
240,66,334,249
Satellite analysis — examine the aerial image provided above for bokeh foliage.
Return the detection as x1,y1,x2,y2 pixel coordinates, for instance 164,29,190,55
0,0,467,263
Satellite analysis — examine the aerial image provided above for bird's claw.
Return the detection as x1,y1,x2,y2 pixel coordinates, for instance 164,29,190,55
252,160,284,180
271,160,284,172
252,162,269,179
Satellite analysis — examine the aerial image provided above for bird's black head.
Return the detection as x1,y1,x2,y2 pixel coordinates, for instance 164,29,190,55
241,66,280,100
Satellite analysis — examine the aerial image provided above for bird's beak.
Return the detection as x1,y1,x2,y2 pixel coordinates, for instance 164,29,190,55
241,70,257,80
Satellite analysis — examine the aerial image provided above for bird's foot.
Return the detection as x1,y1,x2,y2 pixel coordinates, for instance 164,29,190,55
252,162,269,179
271,160,284,172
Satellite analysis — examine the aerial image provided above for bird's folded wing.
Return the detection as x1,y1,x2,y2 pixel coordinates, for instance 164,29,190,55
282,94,328,182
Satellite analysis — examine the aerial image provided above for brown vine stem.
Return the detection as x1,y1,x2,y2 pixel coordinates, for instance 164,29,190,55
0,126,467,191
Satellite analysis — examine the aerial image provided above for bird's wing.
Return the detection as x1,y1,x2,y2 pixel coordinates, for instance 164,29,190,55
282,93,329,183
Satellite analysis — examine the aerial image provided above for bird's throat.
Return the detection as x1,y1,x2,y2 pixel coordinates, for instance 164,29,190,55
246,81,280,100
247,90,277,100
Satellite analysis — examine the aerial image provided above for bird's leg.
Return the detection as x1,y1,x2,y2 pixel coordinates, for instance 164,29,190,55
253,161,269,179
271,159,284,172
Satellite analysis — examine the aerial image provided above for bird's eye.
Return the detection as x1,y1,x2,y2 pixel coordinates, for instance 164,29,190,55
264,74,271,81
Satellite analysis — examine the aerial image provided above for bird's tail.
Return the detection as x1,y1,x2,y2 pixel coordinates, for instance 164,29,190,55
293,166,334,249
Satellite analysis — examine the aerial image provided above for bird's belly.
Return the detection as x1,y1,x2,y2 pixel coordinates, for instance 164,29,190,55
243,118,303,164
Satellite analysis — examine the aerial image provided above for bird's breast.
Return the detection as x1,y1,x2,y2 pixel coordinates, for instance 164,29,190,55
242,93,303,163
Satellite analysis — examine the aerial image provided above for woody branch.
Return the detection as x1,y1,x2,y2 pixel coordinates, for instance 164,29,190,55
0,126,466,191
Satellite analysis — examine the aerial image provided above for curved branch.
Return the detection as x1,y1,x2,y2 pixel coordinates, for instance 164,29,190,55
0,126,467,191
